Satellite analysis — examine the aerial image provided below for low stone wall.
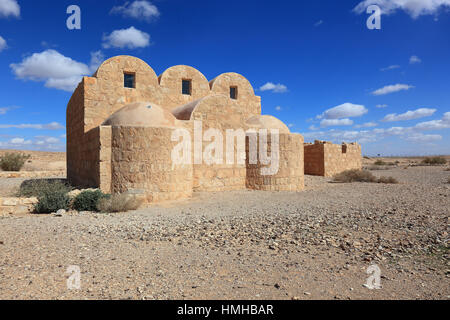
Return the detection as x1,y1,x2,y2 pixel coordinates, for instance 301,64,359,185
0,197,38,216
246,133,304,191
304,141,362,177
0,171,66,179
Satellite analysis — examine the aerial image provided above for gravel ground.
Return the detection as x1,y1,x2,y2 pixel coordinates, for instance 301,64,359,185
0,166,449,300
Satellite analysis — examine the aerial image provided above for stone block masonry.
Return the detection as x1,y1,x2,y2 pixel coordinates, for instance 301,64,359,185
304,140,362,177
66,55,360,203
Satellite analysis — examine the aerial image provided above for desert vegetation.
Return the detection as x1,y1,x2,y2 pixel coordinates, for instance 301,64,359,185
421,157,447,165
0,153,31,171
333,169,398,184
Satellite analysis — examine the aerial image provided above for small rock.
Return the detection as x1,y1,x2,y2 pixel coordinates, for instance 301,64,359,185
53,209,66,217
304,292,311,296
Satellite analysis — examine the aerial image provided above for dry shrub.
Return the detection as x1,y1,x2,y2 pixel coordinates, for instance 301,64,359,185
0,153,31,171
422,157,447,165
377,176,399,184
97,193,142,213
333,170,377,183
333,169,398,184
444,167,450,171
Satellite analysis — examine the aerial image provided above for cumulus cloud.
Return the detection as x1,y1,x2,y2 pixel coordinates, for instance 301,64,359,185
354,122,378,128
110,1,160,22
259,82,288,93
102,26,150,49
320,118,354,127
376,104,388,108
0,135,64,151
0,35,6,52
409,55,421,64
382,108,436,122
0,122,64,130
0,0,20,18
353,0,450,19
304,112,450,148
414,112,450,130
9,49,103,91
318,103,368,120
380,65,400,72
371,84,414,96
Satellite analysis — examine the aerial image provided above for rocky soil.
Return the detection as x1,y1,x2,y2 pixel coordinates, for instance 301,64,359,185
0,166,449,300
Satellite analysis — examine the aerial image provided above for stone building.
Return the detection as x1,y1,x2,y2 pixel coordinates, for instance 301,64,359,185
66,55,304,203
304,140,362,177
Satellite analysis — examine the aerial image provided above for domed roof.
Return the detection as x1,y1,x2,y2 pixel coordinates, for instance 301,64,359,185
245,115,290,133
102,102,177,128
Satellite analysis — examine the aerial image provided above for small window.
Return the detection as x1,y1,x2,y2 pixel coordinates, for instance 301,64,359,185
342,145,347,154
124,72,135,88
230,86,238,100
182,79,192,95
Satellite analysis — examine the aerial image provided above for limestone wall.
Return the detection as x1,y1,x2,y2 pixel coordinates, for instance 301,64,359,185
110,126,193,203
304,141,362,177
246,133,304,191
323,142,362,177
189,95,248,192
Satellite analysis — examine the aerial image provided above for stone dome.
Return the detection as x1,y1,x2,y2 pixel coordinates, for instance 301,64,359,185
102,102,177,128
245,115,290,133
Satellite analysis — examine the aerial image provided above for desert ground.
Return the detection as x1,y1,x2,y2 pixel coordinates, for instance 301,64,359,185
0,151,449,300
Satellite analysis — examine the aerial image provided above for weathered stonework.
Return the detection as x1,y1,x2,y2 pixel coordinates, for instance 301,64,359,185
304,140,362,177
67,55,346,203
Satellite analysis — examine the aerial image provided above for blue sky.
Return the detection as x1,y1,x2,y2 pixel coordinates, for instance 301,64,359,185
0,0,449,156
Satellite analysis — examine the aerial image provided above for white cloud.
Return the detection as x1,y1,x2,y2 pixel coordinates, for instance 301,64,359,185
318,103,368,119
409,55,421,64
353,0,450,19
0,135,64,151
0,0,20,18
0,106,19,115
376,104,388,108
380,65,400,72
414,112,450,130
371,84,414,96
314,20,323,27
102,26,150,49
275,106,282,111
259,82,288,93
382,108,436,122
0,35,6,52
110,1,160,22
320,118,354,127
0,122,64,130
9,49,102,92
89,50,105,72
404,133,442,143
354,122,378,128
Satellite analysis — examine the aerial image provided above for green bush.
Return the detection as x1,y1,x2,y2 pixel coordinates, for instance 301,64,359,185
97,193,142,213
0,153,31,171
17,179,72,198
422,157,447,165
72,190,110,212
34,190,70,214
